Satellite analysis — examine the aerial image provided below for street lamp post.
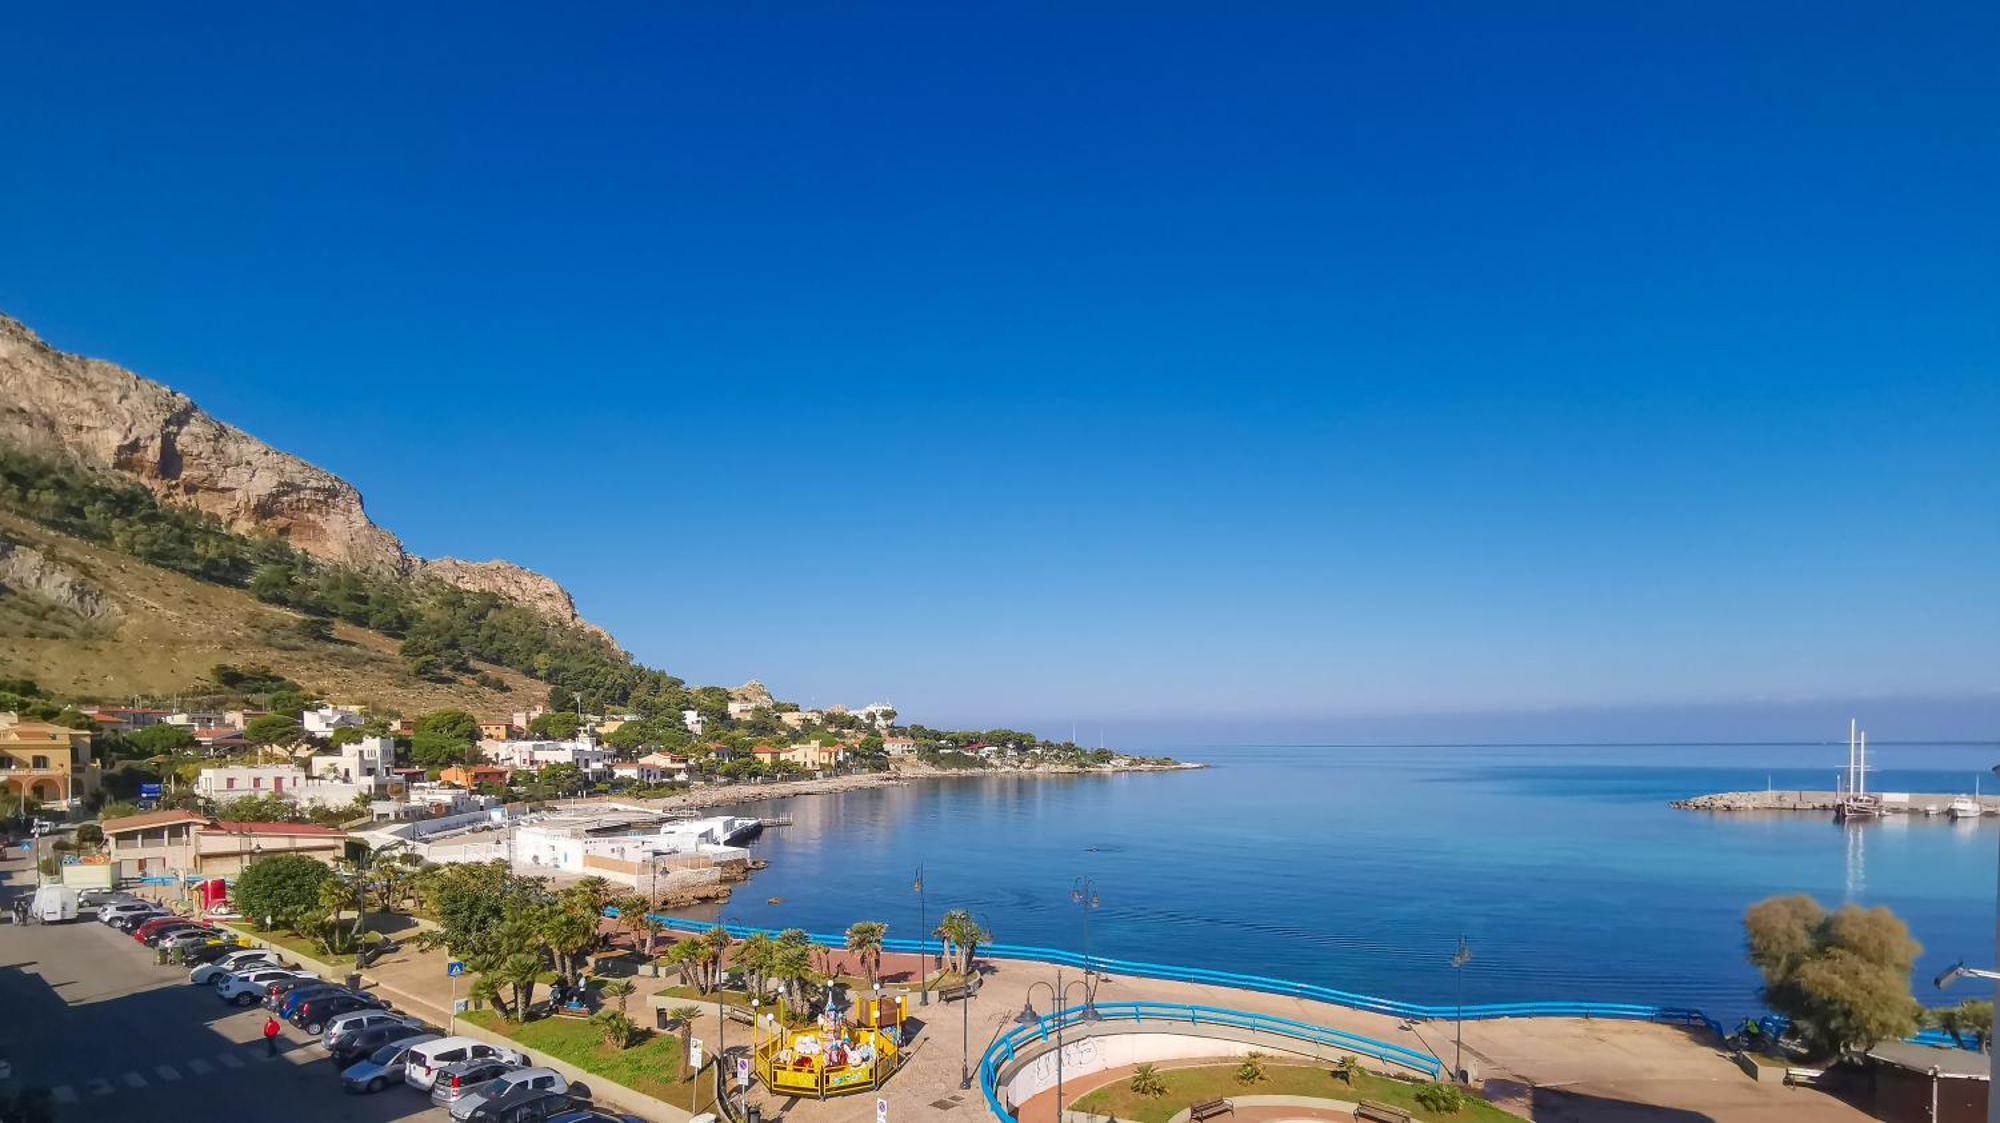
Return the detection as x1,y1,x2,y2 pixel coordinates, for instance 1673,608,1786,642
959,975,973,1089
914,864,930,1006
1450,935,1472,1083
1015,969,1102,1121
1072,876,1101,995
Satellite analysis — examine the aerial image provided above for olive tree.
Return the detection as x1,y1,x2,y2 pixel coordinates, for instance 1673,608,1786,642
1744,894,1922,1059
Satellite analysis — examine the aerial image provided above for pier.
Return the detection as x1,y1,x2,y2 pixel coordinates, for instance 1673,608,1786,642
1671,790,2000,815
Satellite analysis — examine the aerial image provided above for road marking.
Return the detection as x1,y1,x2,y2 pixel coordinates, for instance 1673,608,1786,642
50,1086,76,1104
217,1052,245,1069
186,1057,213,1075
85,1077,113,1096
121,1071,148,1089
155,1064,181,1081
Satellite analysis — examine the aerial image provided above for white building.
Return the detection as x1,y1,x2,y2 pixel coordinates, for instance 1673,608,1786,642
511,809,759,887
479,736,613,776
613,755,690,784
164,710,227,728
855,703,897,729
302,706,365,736
309,736,395,788
726,699,762,720
681,709,706,735
883,736,918,757
196,765,307,799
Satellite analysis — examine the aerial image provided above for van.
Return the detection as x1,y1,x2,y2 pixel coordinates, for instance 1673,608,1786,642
403,1036,524,1091
30,885,78,923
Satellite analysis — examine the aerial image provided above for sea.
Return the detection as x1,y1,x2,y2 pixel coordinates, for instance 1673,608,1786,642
701,743,2000,1022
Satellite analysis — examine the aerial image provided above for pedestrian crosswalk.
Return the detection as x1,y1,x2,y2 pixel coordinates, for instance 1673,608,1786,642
44,1040,320,1104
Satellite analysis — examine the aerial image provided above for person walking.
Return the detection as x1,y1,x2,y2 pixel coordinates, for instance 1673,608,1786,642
261,1014,281,1057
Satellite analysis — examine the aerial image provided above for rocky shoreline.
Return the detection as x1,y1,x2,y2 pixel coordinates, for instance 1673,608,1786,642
1671,789,2000,814
629,758,1203,816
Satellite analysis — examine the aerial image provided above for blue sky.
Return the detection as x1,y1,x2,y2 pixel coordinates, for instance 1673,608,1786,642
3,4,1995,740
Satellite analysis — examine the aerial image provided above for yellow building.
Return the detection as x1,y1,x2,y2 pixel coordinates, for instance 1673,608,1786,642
0,713,99,807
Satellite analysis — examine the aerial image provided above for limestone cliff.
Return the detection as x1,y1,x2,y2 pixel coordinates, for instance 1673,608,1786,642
0,312,612,642
419,557,616,648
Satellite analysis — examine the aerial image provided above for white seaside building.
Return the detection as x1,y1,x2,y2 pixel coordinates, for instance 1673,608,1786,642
479,736,613,776
302,705,366,736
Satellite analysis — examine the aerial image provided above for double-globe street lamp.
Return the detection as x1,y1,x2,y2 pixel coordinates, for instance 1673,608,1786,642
1014,969,1102,1119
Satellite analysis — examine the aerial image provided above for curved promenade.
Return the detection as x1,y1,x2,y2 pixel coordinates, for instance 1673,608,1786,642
978,1001,1441,1120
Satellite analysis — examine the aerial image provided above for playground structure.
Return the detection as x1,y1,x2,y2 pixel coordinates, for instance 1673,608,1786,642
751,990,908,1099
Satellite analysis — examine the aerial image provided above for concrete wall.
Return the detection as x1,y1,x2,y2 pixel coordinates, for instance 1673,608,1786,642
1004,1032,1266,1109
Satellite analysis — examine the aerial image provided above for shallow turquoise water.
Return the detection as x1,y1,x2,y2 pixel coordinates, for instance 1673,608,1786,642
707,743,2000,1019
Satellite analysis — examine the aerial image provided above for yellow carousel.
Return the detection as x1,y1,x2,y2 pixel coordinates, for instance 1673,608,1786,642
751,990,907,1099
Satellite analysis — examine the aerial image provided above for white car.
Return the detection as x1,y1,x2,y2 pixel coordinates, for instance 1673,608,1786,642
403,1037,526,1091
322,1009,422,1046
216,967,312,1006
190,949,280,986
449,1067,579,1120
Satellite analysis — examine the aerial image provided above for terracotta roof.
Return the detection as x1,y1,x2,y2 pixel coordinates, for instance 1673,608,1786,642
201,821,348,837
100,810,211,834
193,726,243,739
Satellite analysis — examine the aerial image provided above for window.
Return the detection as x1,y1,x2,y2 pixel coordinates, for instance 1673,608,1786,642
227,777,237,790
31,755,49,769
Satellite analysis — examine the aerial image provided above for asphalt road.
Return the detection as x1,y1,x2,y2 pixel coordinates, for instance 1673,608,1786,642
0,848,452,1123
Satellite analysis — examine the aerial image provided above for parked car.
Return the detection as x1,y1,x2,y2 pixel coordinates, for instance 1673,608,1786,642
545,1111,644,1123
218,967,312,1006
329,1020,432,1067
155,927,222,950
465,1088,590,1123
134,917,204,944
429,1057,517,1108
404,1037,526,1091
106,907,168,932
452,1068,583,1121
144,924,214,949
179,939,258,967
203,904,243,920
99,901,163,927
293,990,391,1034
78,889,134,909
191,948,280,985
323,1008,420,1045
262,975,328,1004
340,1033,441,1094
276,983,353,1018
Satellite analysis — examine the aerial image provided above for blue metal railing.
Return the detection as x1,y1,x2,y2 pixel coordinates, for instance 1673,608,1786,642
615,911,1715,1029
975,1002,1440,1120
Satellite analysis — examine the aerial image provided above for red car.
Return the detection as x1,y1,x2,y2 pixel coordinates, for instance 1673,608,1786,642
132,915,199,942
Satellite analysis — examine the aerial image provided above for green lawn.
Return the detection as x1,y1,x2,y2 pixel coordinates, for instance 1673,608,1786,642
1072,1063,1520,1123
219,922,353,967
462,1009,715,1110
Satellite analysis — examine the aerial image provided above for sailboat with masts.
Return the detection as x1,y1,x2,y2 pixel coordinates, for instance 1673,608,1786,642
1835,720,1882,821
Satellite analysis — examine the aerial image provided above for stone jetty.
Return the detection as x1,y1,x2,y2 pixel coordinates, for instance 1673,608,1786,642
1671,790,2000,814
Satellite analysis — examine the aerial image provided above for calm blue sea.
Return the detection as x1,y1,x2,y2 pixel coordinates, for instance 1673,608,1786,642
704,743,2000,1021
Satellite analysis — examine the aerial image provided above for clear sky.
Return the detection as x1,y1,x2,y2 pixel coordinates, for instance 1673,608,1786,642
3,4,1995,740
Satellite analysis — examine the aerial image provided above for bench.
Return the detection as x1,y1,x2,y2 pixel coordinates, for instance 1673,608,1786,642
1355,1101,1413,1123
1783,1067,1825,1088
723,1005,755,1027
1189,1099,1233,1120
938,979,981,1003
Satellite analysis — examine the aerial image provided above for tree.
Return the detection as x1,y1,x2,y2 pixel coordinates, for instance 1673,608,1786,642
1234,1051,1267,1086
529,712,582,739
1414,1082,1465,1114
1745,894,1923,1059
243,714,303,747
1130,1062,1167,1098
845,921,887,987
733,931,778,998
126,723,196,756
1926,1000,1994,1051
668,1004,704,1068
667,936,717,993
770,930,821,1019
935,909,990,978
592,1009,637,1048
1334,1054,1363,1084
233,853,336,930
75,822,104,847
329,726,365,747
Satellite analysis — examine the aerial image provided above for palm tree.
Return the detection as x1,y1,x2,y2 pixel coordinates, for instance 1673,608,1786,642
600,979,635,1016
500,951,544,1020
542,904,601,979
593,1009,637,1048
609,894,651,952
701,925,733,992
733,932,777,998
666,938,712,992
770,938,820,1019
934,909,990,979
845,921,887,986
668,1004,704,1079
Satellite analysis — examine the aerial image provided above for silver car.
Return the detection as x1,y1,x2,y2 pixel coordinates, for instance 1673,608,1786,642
322,1009,421,1048
341,1033,441,1094
450,1067,580,1120
430,1056,517,1107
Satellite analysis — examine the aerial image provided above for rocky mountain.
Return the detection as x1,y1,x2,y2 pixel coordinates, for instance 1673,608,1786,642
0,312,611,642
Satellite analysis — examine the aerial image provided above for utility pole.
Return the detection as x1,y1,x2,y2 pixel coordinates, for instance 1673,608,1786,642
1451,935,1473,1083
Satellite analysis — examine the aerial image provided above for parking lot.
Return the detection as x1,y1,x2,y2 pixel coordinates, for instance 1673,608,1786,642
0,852,453,1123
